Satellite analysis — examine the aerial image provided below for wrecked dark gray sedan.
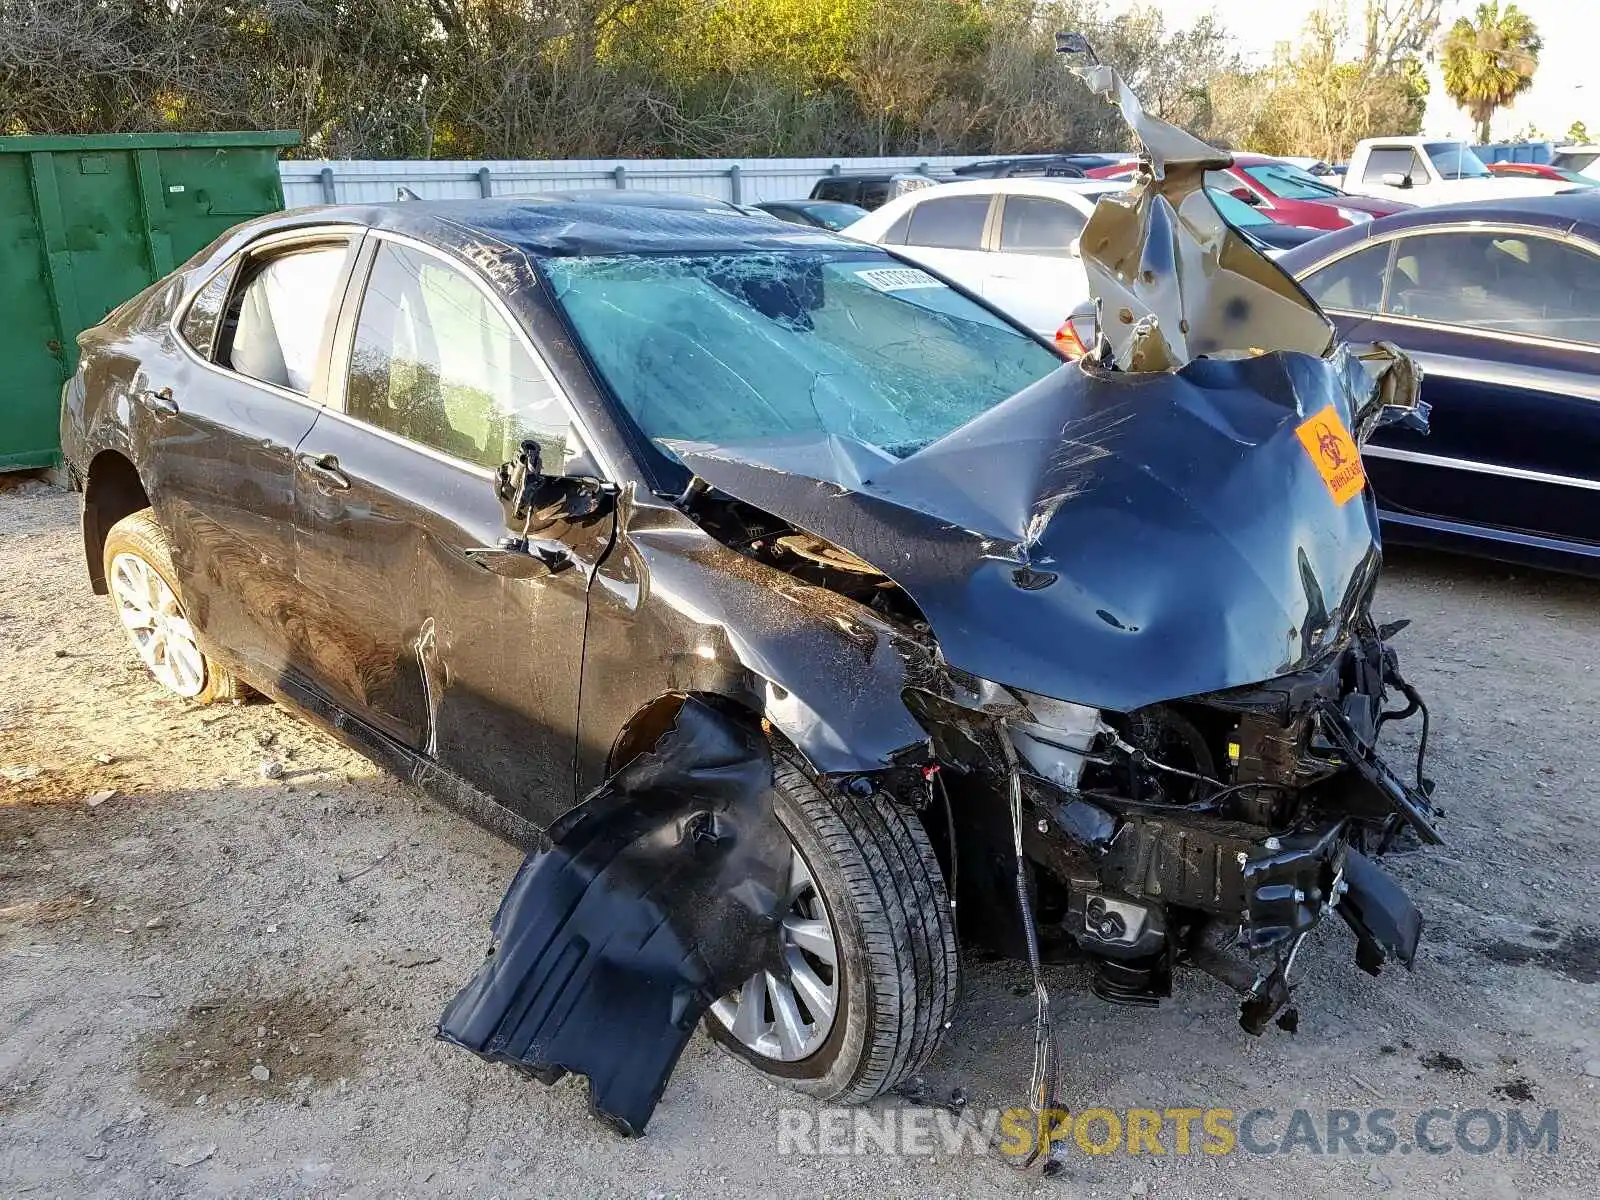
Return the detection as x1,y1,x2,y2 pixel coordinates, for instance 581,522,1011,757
61,70,1440,1136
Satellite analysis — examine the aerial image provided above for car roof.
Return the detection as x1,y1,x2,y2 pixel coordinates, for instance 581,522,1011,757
816,171,929,181
536,189,738,211
276,198,855,257
878,177,1125,201
1276,192,1600,273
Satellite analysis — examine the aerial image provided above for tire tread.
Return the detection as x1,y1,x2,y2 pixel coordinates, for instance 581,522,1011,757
771,752,959,1103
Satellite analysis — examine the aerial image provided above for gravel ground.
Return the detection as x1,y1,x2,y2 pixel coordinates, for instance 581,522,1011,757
1,473,1597,1199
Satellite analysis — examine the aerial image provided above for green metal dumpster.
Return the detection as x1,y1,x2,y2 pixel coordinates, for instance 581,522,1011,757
0,130,300,470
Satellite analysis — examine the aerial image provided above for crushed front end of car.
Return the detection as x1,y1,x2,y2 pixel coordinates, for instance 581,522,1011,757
658,40,1438,1055
440,40,1440,1135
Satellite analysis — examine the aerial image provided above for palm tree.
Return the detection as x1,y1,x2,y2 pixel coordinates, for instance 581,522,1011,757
1441,2,1542,143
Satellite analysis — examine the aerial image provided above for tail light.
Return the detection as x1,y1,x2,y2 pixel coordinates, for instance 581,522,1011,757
1054,315,1091,358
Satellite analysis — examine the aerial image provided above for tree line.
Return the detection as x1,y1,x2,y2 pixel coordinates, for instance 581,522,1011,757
0,1,1546,164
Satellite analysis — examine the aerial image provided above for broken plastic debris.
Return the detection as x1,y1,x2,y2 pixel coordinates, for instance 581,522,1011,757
85,789,117,807
438,697,791,1136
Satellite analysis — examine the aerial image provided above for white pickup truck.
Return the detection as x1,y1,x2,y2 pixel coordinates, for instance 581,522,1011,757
1340,137,1571,205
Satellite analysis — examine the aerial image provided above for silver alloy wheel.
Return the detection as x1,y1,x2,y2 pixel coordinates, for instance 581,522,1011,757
109,551,206,699
709,843,839,1062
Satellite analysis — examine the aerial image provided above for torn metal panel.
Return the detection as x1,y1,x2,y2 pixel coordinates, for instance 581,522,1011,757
438,697,791,1136
573,488,933,789
1063,54,1335,371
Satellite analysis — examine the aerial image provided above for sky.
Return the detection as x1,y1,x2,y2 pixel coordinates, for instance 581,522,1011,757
1105,0,1592,143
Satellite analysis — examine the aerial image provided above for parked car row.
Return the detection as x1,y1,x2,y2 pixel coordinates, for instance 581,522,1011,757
840,178,1120,338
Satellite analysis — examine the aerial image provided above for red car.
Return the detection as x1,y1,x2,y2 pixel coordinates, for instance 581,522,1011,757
1088,153,1410,229
1487,161,1596,187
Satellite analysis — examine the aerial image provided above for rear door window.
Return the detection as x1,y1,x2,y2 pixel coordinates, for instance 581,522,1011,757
905,196,991,250
1362,147,1428,186
179,258,241,358
1300,242,1393,313
1384,231,1600,344
860,181,891,208
998,197,1085,254
219,244,349,393
1553,150,1598,173
880,211,913,245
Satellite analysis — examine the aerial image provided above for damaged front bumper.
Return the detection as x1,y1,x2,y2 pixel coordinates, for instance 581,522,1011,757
978,628,1438,1036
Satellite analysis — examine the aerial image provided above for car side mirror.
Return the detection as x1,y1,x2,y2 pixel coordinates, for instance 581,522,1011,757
1068,237,1081,258
465,440,616,578
1351,341,1431,446
1380,172,1413,190
492,439,613,533
1229,186,1260,205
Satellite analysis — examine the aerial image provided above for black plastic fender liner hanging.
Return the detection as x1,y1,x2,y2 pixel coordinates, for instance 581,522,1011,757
437,697,793,1136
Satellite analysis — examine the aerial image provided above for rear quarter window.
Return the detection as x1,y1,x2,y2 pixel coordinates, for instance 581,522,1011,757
179,259,241,358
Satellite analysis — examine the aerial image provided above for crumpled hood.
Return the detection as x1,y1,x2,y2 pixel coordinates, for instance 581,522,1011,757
669,349,1384,713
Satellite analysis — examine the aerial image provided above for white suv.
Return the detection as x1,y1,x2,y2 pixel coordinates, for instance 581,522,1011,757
840,178,1125,339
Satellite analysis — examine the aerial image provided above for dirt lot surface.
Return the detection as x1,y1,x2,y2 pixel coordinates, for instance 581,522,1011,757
2,474,1597,1199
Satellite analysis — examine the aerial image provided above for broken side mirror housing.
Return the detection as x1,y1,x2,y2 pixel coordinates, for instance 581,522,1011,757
494,439,615,534
464,440,617,577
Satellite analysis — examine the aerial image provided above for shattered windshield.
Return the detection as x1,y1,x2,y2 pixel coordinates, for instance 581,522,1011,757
541,251,1062,461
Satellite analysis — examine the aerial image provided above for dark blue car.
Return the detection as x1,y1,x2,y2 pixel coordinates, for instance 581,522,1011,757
1279,194,1600,576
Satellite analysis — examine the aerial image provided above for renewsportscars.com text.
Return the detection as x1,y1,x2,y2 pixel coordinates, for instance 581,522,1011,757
776,1105,1560,1159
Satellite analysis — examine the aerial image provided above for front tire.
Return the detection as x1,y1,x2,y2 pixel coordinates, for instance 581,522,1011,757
103,508,244,705
706,753,959,1103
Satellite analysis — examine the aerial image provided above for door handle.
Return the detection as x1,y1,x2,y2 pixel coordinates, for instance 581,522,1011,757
136,386,180,418
297,452,351,491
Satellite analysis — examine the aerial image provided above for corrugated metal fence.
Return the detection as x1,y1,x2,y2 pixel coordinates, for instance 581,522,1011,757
278,154,998,208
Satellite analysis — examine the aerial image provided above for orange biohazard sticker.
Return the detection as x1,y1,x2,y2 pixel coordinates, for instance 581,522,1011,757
1295,405,1366,505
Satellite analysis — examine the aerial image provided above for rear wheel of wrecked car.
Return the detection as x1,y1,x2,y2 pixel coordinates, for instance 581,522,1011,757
103,509,244,705
707,753,959,1103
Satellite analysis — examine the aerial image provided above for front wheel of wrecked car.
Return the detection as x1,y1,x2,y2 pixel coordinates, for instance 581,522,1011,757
706,755,959,1103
